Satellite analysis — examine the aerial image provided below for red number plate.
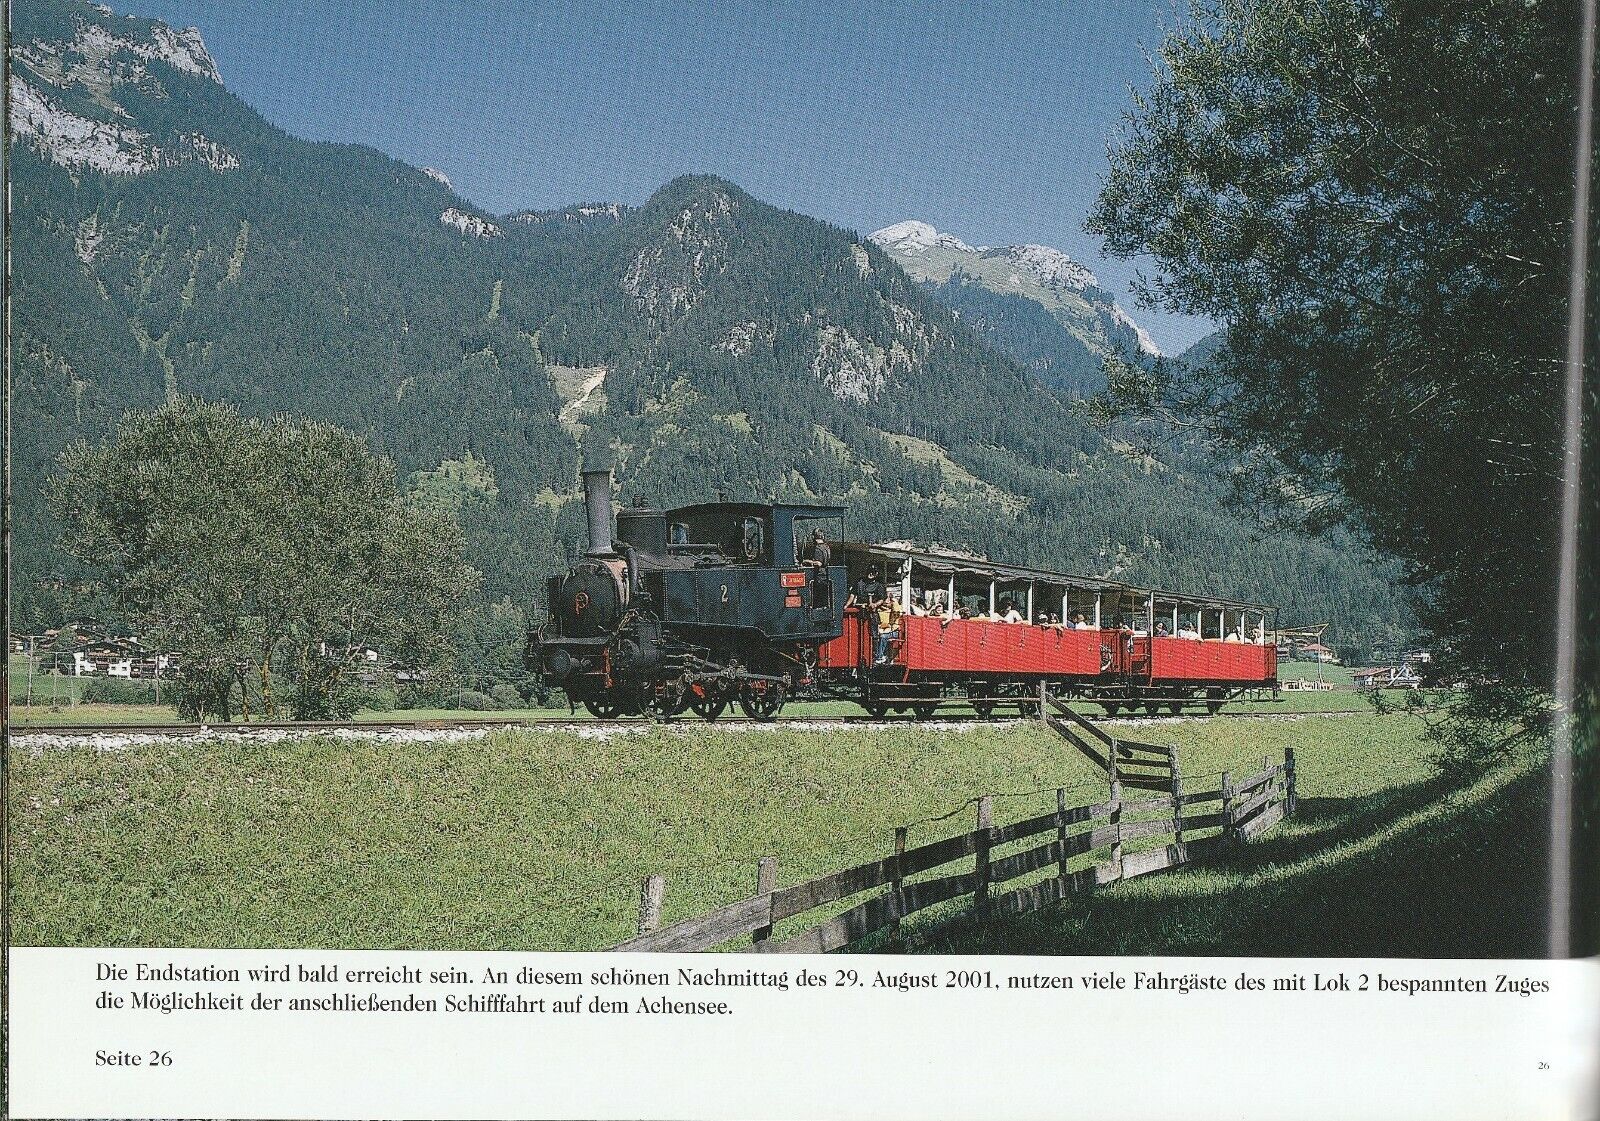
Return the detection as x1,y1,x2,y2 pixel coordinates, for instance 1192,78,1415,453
780,572,807,588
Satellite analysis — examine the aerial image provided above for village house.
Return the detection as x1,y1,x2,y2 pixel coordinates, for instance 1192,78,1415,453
67,638,173,679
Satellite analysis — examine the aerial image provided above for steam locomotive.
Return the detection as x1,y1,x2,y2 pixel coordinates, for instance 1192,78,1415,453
528,471,1279,720
526,468,848,720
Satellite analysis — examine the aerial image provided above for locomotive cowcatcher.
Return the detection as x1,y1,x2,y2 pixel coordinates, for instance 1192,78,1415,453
526,467,846,720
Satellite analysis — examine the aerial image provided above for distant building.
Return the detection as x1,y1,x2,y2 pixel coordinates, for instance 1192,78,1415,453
1353,664,1425,690
68,638,172,679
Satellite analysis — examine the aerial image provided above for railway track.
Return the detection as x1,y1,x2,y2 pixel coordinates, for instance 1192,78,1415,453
8,707,1370,738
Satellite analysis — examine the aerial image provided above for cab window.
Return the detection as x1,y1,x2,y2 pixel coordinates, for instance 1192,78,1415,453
740,517,765,562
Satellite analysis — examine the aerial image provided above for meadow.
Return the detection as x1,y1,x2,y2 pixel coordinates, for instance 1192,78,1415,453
7,706,1545,956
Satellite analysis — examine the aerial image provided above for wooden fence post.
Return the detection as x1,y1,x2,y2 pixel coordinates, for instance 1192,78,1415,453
1285,747,1298,817
752,857,777,945
889,827,908,936
1168,745,1184,851
1055,788,1069,881
974,796,993,915
1220,770,1235,845
1108,778,1123,880
637,873,665,936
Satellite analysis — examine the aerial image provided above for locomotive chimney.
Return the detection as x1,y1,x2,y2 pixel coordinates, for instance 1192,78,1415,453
582,466,615,555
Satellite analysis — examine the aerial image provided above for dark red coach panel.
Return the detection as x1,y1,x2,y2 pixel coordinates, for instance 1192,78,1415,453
1148,637,1277,684
897,617,1104,676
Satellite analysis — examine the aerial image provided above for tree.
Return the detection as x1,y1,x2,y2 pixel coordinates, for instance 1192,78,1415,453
1087,0,1596,763
49,398,478,720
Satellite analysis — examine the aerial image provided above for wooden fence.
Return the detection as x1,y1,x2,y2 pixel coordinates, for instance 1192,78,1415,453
609,745,1296,954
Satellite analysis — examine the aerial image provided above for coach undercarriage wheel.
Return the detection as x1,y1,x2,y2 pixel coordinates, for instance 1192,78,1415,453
688,684,727,722
973,703,995,719
864,700,888,718
737,682,785,721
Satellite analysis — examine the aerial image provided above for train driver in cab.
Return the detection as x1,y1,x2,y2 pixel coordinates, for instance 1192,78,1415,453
801,528,831,568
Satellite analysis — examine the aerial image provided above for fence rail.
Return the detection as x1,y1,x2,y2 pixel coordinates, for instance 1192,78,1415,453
609,738,1297,954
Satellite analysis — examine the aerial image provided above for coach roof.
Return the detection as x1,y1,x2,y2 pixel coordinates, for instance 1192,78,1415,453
838,542,1274,613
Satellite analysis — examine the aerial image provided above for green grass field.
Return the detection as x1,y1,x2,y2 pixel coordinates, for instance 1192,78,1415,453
7,707,1545,956
1277,658,1356,687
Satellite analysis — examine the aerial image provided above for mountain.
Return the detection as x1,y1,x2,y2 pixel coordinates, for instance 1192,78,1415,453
7,0,1413,656
868,220,1157,399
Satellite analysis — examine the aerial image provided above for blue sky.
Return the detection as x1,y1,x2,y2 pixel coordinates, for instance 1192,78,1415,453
133,0,1211,352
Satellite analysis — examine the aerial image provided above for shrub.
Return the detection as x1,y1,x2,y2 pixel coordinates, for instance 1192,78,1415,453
361,686,398,712
79,677,160,704
456,689,496,711
518,675,553,707
489,684,523,709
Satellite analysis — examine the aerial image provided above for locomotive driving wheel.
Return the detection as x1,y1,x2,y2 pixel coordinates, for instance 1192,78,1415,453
737,681,785,721
688,683,727,722
583,697,624,720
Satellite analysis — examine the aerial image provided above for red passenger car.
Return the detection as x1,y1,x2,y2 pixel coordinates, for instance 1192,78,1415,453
814,544,1277,716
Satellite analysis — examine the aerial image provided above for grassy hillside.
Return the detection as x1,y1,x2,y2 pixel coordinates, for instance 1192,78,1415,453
8,710,1538,955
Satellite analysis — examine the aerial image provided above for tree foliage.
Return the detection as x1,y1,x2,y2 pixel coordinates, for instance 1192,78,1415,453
1087,0,1596,760
49,398,478,720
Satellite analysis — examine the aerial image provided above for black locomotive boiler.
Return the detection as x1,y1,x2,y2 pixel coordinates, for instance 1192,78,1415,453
526,468,847,720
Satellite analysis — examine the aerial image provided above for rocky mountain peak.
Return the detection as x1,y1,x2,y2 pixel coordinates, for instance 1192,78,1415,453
869,217,1162,358
10,1,234,176
980,243,1099,293
868,220,974,255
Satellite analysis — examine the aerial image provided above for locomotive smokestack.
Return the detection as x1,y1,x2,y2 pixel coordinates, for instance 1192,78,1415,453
582,467,615,555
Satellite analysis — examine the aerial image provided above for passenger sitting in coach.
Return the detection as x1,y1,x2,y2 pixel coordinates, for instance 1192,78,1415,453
1177,621,1201,639
1071,612,1094,630
1155,620,1171,637
1001,598,1025,624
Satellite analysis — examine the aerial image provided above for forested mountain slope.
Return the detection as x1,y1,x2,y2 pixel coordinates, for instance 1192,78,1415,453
8,0,1411,653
